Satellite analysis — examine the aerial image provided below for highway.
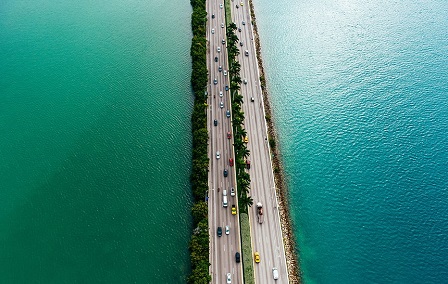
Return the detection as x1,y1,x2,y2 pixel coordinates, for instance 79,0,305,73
230,0,290,283
206,0,289,283
206,1,244,284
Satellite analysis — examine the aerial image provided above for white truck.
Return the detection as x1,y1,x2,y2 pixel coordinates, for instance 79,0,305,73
257,202,264,224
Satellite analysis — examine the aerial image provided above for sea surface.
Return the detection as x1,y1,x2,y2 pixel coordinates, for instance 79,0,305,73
0,0,193,283
253,0,448,283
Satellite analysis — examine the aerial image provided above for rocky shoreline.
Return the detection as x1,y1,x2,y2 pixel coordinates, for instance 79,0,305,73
247,1,301,283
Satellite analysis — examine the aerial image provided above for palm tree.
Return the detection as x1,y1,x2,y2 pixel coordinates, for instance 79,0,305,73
229,45,240,56
241,147,250,159
229,33,239,43
229,61,241,74
228,22,237,31
233,94,243,106
239,193,254,209
233,75,242,85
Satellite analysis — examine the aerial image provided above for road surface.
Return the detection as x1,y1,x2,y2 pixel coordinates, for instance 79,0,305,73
230,0,290,283
206,1,244,284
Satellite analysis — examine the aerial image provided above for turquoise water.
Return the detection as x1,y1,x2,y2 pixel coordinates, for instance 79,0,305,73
0,0,193,282
254,0,448,283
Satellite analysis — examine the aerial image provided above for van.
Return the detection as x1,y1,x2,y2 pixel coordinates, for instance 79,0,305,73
223,195,228,207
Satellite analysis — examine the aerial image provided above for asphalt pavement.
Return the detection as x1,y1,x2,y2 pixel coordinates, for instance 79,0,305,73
230,0,290,283
207,1,244,284
207,0,289,283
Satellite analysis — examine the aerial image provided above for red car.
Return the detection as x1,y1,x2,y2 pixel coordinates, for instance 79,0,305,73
227,131,232,139
229,158,234,167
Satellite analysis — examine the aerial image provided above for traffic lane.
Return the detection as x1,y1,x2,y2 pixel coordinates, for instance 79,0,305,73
231,7,290,284
209,2,227,281
244,72,281,283
242,30,291,282
244,86,276,284
215,5,243,284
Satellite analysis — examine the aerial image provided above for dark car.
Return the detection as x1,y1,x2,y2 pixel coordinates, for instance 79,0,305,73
224,169,228,177
214,79,218,85
215,56,218,62
238,28,241,32
229,158,234,167
212,14,215,19
240,41,243,46
226,110,230,118
227,131,232,139
246,160,250,169
235,252,240,263
217,227,222,237
225,85,229,91
214,119,218,126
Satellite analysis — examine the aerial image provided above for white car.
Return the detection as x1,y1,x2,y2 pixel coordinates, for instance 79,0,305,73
220,3,223,9
220,101,224,108
230,187,235,196
272,267,279,280
243,79,247,84
221,23,224,28
211,28,215,34
225,225,230,235
216,151,221,159
223,70,227,76
219,91,223,97
226,273,231,283
217,47,221,52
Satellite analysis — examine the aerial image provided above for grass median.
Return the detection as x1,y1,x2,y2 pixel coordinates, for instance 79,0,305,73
224,0,232,25
240,213,255,284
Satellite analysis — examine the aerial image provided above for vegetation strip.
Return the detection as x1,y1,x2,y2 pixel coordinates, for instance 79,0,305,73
240,213,255,284
224,2,255,283
187,0,211,283
247,0,301,282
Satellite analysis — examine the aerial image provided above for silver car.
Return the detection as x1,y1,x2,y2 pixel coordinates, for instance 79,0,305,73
216,151,220,159
226,272,231,283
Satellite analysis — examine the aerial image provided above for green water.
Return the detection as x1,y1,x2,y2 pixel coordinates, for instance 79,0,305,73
0,0,193,282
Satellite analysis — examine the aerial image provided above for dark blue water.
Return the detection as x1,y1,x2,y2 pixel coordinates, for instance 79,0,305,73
254,0,448,282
